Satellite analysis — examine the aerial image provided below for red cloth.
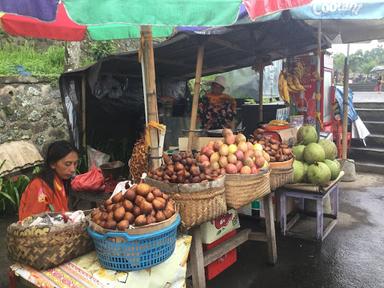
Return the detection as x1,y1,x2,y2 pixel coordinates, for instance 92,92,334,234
243,0,312,20
0,3,86,41
18,175,69,221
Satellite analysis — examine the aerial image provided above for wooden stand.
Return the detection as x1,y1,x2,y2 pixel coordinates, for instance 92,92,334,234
278,183,339,241
187,193,277,288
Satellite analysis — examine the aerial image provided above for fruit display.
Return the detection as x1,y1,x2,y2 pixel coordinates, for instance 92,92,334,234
148,151,224,184
129,137,149,183
251,128,294,163
278,61,305,104
90,183,176,230
197,128,269,174
292,125,340,185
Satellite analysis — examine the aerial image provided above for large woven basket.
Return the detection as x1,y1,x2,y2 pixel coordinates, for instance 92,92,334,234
7,213,94,270
225,170,271,209
270,167,294,191
145,176,227,229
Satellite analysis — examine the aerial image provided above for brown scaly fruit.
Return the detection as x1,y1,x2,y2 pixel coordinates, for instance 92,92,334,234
129,137,148,182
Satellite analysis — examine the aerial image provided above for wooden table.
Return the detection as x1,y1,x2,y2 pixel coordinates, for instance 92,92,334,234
278,182,339,241
187,193,277,288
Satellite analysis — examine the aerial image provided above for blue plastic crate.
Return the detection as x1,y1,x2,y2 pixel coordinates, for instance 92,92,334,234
87,215,180,271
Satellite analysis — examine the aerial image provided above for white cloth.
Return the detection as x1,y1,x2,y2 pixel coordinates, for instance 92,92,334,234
352,116,370,143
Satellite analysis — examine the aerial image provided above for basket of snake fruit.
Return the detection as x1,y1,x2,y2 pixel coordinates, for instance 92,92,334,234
251,127,294,191
7,211,93,270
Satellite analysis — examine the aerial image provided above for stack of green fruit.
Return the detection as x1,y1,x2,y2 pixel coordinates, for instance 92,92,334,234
292,125,341,186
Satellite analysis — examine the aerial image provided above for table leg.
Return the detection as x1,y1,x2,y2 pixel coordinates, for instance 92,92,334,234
332,185,339,218
189,226,206,288
316,198,324,240
280,191,287,236
263,194,277,264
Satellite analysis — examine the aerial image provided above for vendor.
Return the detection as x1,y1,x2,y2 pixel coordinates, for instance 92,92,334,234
198,76,237,130
18,140,79,221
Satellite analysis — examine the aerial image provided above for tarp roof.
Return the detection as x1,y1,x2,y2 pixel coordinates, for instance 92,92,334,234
61,16,331,81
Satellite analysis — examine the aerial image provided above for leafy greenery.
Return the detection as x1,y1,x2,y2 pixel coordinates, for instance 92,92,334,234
0,42,65,77
333,46,384,79
0,161,30,215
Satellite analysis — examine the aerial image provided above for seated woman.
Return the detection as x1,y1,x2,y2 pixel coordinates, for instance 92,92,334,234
18,140,79,221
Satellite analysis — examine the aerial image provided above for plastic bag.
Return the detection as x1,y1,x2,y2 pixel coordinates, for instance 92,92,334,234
71,166,105,192
87,146,110,168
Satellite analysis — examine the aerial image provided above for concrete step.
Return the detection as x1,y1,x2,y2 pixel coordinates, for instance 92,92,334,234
349,147,384,163
364,121,384,135
355,108,384,122
354,102,384,109
350,83,376,91
351,134,384,148
355,162,384,175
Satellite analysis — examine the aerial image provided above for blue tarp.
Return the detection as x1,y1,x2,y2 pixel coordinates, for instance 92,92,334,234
335,86,358,123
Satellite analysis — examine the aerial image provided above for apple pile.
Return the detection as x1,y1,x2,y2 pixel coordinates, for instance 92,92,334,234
251,128,293,162
198,129,269,174
148,151,224,184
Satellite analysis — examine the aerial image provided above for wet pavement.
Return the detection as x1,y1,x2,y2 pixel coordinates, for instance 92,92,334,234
1,173,383,288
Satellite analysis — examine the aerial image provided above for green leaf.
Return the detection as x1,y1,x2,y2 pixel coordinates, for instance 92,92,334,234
13,187,20,208
0,191,16,205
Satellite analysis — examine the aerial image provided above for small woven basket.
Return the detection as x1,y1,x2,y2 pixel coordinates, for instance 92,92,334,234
270,167,294,191
225,170,271,209
145,176,227,229
7,213,93,270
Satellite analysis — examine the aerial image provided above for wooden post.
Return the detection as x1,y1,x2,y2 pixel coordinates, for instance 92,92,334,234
315,21,322,135
140,26,161,168
188,45,205,152
189,226,206,288
342,44,350,160
258,65,264,123
263,194,277,264
81,76,86,150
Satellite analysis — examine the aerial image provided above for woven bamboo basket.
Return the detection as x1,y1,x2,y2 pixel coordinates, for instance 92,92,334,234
145,176,227,229
225,170,271,209
7,213,93,270
270,167,294,191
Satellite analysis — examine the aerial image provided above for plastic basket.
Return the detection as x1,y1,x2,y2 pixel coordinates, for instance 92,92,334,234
87,215,180,271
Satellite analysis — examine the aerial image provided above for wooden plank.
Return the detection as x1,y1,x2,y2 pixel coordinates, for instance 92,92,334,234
263,194,277,264
186,229,251,278
204,229,250,266
322,219,337,241
258,65,264,122
248,231,267,242
286,213,300,231
189,226,206,288
188,45,205,151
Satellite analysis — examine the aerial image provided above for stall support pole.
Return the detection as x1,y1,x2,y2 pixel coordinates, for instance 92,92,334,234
140,26,161,169
188,45,205,152
342,44,350,160
81,76,86,150
258,65,264,123
315,21,322,135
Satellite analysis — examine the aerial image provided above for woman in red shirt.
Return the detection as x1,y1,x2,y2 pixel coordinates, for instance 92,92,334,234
19,140,79,221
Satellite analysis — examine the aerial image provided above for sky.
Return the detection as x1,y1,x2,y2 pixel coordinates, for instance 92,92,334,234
329,40,384,55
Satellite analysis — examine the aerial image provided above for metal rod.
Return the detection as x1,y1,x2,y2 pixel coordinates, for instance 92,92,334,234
258,65,264,123
342,44,350,160
315,20,322,135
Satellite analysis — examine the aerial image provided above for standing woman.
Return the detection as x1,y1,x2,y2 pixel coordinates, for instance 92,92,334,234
18,140,79,221
376,75,382,94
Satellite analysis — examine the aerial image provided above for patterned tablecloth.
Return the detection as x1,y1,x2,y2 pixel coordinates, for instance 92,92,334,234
10,235,192,288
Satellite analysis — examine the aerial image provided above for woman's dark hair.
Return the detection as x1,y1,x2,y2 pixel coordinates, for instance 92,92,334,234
39,140,79,192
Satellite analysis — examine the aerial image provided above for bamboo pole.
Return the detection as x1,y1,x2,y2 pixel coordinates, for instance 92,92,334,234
188,45,205,151
140,26,161,168
342,44,350,160
81,76,86,149
258,65,264,123
315,21,322,135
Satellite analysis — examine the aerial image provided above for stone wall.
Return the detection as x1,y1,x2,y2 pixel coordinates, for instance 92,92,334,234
0,76,69,152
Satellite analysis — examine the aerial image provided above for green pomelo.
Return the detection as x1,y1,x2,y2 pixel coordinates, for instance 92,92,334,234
307,162,331,186
297,125,318,145
319,139,338,160
292,145,305,161
324,159,341,180
303,162,309,182
293,160,305,183
303,143,325,164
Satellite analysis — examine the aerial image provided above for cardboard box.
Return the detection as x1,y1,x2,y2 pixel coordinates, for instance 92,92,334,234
200,209,240,244
204,230,237,280
276,127,298,146
178,137,223,151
